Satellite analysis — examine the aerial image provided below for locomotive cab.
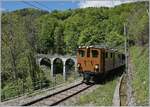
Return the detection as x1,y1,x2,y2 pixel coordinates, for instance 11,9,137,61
77,46,105,82
77,45,125,83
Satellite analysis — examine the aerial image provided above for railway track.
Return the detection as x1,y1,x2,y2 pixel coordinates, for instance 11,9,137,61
22,82,94,106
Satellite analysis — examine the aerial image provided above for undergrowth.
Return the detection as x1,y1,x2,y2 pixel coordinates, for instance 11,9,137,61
75,78,118,106
130,46,149,105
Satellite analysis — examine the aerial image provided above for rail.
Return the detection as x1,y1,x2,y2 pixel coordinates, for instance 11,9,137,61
22,82,94,106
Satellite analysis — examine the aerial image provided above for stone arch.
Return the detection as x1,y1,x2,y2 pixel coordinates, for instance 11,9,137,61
39,57,51,76
39,57,51,67
65,58,75,75
53,58,63,75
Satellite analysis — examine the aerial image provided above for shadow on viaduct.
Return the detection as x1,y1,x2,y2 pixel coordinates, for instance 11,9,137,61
36,54,77,80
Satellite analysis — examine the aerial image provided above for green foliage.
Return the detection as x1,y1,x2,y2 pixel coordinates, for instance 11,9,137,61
35,15,59,54
2,82,19,100
106,31,124,47
50,9,72,20
1,1,149,101
13,8,48,17
33,1,148,54
130,46,149,105
78,26,105,45
2,13,29,81
1,9,51,100
75,79,117,106
1,79,32,101
54,24,65,54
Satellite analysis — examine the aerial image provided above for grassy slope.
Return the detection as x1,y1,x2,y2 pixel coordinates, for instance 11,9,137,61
130,46,149,105
74,78,118,106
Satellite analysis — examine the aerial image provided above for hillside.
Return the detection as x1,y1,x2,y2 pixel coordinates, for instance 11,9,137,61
130,46,149,105
1,1,149,104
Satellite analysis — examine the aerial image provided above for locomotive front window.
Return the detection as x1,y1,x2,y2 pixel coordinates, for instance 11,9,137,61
92,50,98,57
78,50,85,57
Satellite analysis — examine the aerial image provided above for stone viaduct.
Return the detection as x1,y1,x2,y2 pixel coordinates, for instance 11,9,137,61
36,54,77,80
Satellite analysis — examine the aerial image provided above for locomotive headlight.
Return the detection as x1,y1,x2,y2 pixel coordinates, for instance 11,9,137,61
77,63,81,68
95,65,99,69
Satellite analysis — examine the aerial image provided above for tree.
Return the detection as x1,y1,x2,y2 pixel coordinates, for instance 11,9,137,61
23,14,41,88
78,26,105,46
105,31,124,48
35,15,58,54
1,13,26,80
127,4,149,46
54,24,65,54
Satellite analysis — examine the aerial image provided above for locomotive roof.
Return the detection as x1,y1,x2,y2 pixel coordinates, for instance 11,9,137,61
78,45,116,51
78,45,125,54
78,45,108,48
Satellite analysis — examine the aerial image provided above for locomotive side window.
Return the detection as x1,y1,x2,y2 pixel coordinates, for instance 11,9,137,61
92,50,98,57
78,50,85,57
122,54,125,60
118,54,121,58
110,53,113,58
105,52,108,58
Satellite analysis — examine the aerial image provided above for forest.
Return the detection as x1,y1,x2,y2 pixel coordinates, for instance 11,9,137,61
1,1,149,101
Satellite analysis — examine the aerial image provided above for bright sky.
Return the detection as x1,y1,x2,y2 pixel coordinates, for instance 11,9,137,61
1,0,140,12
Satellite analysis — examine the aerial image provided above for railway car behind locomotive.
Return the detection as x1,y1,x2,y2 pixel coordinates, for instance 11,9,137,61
77,45,125,82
